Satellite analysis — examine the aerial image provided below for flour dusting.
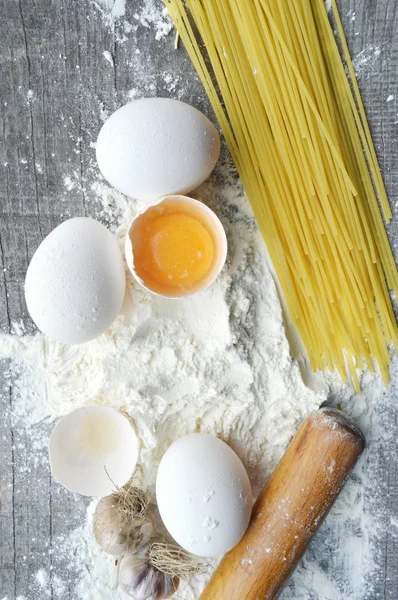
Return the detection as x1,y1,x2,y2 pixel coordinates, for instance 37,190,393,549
0,163,390,598
94,0,126,19
92,0,173,42
34,569,49,588
103,51,115,67
0,159,325,598
352,46,382,77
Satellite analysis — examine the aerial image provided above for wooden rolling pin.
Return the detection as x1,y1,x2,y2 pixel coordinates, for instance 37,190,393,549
200,408,365,600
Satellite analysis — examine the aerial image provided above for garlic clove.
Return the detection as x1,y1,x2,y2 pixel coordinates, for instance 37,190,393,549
119,553,179,600
93,494,154,556
161,572,180,599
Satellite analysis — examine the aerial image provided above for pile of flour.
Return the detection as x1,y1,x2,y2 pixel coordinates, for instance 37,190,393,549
0,158,324,598
1,161,390,600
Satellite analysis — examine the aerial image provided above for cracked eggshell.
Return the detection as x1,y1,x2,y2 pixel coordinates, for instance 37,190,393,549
25,217,126,344
96,98,220,202
49,405,140,497
156,434,252,557
125,195,227,298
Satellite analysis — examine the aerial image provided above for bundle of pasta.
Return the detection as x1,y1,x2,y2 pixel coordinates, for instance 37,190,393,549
166,0,398,390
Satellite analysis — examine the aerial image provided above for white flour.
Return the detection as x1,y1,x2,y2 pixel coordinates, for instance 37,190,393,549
1,167,391,600
0,164,324,598
93,0,173,43
352,46,382,77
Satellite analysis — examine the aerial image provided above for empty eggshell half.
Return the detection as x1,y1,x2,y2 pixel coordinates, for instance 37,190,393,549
49,405,140,497
125,195,227,298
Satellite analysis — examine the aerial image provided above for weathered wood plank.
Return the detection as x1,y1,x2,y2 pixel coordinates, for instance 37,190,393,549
0,364,15,599
0,0,398,599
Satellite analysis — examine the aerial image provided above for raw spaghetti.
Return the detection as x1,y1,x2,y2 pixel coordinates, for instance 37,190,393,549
166,0,398,390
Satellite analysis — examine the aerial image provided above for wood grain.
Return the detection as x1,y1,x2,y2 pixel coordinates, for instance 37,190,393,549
0,0,397,598
201,409,365,600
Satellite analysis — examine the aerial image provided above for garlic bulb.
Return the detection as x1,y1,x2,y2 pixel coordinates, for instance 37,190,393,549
119,553,179,600
93,489,152,556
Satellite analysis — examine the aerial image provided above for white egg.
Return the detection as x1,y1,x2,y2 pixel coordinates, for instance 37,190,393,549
25,217,126,344
96,98,220,202
156,434,252,557
49,405,140,497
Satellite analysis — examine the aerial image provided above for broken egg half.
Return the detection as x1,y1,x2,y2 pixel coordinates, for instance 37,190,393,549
125,195,227,298
49,405,140,497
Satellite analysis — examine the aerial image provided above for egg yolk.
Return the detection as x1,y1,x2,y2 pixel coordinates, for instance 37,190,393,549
134,213,214,288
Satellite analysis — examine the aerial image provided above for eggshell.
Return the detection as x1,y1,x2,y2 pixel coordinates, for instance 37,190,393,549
25,217,126,344
96,98,220,202
49,405,140,497
125,195,227,298
156,434,252,557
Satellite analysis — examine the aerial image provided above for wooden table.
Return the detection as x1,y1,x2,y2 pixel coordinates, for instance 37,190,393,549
0,0,397,598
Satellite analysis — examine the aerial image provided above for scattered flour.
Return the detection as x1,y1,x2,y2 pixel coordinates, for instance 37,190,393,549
347,9,356,21
203,489,215,503
94,0,126,19
133,3,173,40
352,46,382,77
103,51,114,67
202,517,219,530
0,167,323,486
0,163,391,599
34,568,49,588
92,0,173,42
387,94,395,102
0,163,325,598
63,174,76,191
11,319,26,337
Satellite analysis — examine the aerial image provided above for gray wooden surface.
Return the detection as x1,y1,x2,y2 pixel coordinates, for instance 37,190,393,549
1,0,398,598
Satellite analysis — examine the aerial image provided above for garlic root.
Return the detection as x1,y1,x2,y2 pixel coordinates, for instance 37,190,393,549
149,543,208,579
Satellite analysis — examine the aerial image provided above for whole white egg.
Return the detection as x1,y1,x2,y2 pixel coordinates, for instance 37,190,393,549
96,98,220,202
156,434,252,557
25,217,126,344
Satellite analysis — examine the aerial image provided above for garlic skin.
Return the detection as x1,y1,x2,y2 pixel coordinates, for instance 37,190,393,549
119,553,179,600
93,494,153,556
